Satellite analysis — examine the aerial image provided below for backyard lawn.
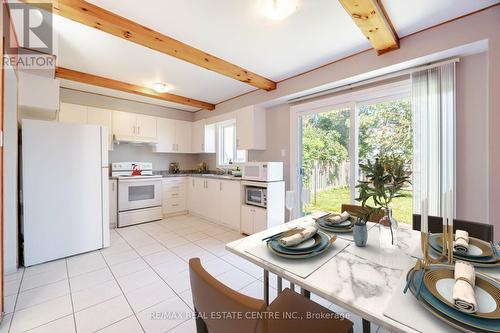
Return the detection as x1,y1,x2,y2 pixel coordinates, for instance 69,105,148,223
305,187,413,224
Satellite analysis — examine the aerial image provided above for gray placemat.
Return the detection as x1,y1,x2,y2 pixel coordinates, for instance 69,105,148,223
245,238,350,278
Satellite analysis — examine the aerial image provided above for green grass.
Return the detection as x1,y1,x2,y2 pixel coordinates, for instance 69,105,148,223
305,187,413,224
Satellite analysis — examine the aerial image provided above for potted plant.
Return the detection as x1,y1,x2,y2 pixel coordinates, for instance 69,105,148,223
356,154,411,247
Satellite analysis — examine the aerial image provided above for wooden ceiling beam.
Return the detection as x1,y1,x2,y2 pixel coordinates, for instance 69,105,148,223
23,0,276,91
55,67,215,110
338,0,399,55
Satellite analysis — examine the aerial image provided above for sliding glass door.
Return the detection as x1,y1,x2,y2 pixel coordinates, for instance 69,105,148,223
296,88,413,224
299,105,354,214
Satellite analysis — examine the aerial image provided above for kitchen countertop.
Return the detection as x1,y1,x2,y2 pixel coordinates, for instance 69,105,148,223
160,173,242,181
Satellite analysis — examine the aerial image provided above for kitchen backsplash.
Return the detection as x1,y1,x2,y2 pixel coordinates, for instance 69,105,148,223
109,143,216,170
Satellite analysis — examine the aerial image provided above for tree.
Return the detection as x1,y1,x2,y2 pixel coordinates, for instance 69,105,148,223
358,99,412,164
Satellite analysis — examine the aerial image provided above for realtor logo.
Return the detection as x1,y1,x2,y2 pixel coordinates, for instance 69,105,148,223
4,2,53,54
3,2,54,69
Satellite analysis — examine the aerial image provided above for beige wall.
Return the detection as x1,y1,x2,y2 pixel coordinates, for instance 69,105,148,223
196,6,500,240
60,88,194,122
455,53,488,223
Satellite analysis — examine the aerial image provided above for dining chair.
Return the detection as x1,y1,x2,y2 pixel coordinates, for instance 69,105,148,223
341,203,386,223
412,214,494,242
189,258,354,333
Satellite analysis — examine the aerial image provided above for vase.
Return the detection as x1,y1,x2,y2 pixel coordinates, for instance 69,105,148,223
378,208,398,248
353,222,368,247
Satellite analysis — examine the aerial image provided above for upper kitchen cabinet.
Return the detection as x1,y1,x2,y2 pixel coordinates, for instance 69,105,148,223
192,120,216,153
154,118,192,153
175,120,192,153
59,103,114,150
59,103,87,124
113,111,158,142
155,117,176,152
87,107,113,148
236,106,266,150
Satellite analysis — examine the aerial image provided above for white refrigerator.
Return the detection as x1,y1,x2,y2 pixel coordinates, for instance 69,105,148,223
21,119,110,266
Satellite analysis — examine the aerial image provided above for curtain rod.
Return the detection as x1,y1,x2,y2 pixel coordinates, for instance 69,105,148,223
288,57,460,104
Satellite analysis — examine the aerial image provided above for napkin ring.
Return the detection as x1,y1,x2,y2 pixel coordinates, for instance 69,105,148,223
455,276,475,288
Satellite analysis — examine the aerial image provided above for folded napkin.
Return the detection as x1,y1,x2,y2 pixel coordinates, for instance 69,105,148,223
279,226,317,247
452,261,477,313
454,230,469,254
324,211,350,226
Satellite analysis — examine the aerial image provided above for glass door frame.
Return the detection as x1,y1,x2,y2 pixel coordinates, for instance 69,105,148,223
289,80,411,219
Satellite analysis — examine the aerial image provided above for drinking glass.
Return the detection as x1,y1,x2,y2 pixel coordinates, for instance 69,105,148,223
285,191,295,221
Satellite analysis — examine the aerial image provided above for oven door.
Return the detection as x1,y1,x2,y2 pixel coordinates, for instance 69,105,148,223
118,178,162,211
246,187,266,207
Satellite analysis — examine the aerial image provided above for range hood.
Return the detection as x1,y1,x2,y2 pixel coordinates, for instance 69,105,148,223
113,134,159,144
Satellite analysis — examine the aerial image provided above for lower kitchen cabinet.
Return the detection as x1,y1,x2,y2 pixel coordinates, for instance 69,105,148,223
187,177,242,231
241,205,267,235
162,178,188,216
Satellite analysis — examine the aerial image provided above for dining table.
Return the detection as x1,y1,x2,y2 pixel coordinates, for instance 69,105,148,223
225,212,500,333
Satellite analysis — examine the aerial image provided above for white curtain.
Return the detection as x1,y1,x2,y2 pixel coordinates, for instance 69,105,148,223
412,62,455,217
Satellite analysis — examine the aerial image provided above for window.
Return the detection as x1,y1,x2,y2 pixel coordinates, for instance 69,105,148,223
217,121,246,166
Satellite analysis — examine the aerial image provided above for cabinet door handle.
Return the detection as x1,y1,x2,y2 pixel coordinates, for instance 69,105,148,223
172,204,179,207
220,182,222,191
172,143,175,151
138,126,141,135
236,139,239,148
172,193,179,196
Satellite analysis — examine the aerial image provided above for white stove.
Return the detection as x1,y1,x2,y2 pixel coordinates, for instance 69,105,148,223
112,162,163,227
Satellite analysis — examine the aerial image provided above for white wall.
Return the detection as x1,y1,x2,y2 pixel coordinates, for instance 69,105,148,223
4,67,19,274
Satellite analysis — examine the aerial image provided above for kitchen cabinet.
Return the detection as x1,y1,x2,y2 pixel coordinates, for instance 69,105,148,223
113,111,136,137
188,177,205,216
113,111,157,141
192,120,216,153
236,105,266,150
87,107,113,149
155,118,176,152
191,120,205,153
59,103,114,150
136,114,157,140
187,177,242,231
109,179,118,228
154,119,192,153
59,103,87,124
162,178,187,216
175,120,192,153
241,205,267,235
219,180,241,230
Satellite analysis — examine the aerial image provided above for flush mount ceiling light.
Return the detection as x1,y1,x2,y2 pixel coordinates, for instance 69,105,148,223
260,0,300,20
151,82,172,93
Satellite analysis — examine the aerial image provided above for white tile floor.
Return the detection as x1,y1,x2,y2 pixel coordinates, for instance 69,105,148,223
1,214,391,333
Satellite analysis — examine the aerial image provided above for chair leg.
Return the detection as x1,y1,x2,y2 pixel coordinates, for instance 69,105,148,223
263,269,270,305
300,287,311,299
362,318,371,333
194,308,208,333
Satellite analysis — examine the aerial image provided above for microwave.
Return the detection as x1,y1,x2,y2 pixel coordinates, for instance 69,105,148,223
245,186,267,208
241,162,283,182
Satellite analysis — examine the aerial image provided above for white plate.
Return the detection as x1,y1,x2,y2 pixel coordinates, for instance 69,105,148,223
436,278,497,313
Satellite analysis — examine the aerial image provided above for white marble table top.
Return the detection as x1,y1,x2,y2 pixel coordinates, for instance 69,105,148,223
226,213,500,333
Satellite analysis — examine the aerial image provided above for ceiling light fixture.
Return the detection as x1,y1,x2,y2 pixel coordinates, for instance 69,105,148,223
260,0,299,20
151,82,172,93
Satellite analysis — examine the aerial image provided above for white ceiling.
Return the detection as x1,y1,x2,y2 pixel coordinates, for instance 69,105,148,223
52,0,499,111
